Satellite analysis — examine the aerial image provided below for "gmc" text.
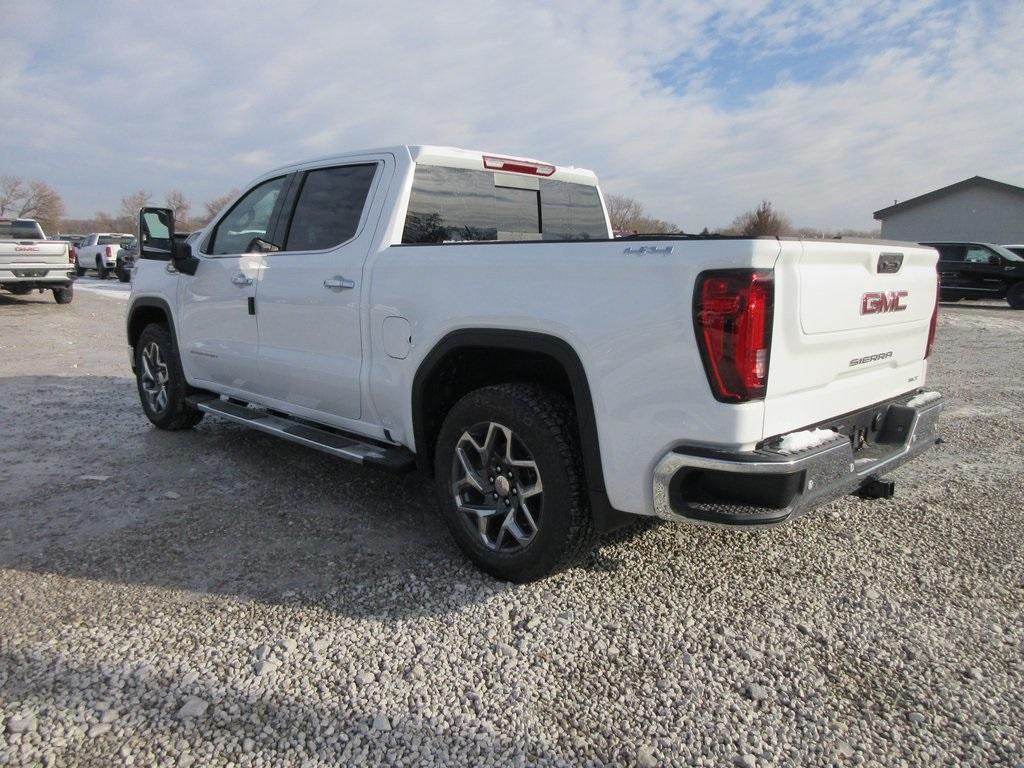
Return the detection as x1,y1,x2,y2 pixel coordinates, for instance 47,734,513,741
861,290,908,315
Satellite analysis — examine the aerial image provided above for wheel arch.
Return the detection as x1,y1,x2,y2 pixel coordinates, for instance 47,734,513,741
127,297,179,355
411,329,624,528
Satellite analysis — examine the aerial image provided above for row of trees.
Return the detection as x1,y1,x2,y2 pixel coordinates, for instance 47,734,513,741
1,174,238,236
4,173,877,240
63,188,240,236
607,195,879,239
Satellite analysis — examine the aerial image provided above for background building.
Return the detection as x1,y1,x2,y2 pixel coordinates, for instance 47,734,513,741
874,176,1024,243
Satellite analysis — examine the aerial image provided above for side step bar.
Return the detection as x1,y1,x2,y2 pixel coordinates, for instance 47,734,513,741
187,396,415,473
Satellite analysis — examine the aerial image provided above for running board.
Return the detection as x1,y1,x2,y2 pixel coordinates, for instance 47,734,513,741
188,396,415,473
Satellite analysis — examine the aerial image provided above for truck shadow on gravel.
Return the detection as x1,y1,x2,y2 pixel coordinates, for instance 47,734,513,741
0,375,651,619
0,647,561,765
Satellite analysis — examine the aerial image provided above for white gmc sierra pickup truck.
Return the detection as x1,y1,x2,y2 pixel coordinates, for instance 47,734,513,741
126,145,943,581
0,218,75,303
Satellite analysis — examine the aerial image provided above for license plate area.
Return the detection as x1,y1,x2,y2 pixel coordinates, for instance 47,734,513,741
12,269,47,278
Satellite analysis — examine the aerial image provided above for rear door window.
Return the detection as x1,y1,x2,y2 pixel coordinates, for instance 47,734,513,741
282,164,378,251
935,245,965,262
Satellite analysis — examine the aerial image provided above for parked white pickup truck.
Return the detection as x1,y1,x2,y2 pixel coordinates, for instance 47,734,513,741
0,218,75,303
76,232,134,279
126,145,943,580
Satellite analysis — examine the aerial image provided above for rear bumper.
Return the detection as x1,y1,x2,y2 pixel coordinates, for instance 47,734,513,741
1,268,75,287
652,393,943,526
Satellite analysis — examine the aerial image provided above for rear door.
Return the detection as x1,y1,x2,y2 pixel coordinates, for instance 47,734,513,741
177,176,289,392
763,240,938,437
252,156,388,422
932,244,971,295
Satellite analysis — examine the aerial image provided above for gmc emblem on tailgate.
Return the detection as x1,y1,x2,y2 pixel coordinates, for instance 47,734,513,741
861,290,908,315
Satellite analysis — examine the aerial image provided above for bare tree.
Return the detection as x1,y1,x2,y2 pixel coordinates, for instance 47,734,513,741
723,200,792,237
0,176,66,234
604,193,681,235
198,189,240,227
165,189,192,229
119,190,152,232
94,211,119,232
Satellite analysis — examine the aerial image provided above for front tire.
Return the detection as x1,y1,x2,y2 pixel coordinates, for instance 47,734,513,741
1007,282,1024,310
52,285,73,304
134,323,204,430
433,383,593,582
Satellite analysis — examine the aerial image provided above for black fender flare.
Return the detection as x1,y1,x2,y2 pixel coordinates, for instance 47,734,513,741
412,329,626,529
126,296,180,355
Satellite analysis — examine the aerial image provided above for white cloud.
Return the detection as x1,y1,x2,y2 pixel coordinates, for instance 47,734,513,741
0,0,1020,230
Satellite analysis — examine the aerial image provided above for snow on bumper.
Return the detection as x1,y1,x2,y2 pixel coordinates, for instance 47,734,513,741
652,392,944,526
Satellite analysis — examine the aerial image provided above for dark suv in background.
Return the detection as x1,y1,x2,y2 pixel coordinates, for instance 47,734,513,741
923,241,1024,309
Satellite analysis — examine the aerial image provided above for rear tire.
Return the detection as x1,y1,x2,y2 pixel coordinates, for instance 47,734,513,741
96,258,109,280
75,258,86,277
52,285,73,304
433,383,593,582
134,323,204,430
1007,282,1024,310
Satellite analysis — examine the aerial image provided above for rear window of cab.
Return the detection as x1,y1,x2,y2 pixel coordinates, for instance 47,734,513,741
402,165,607,244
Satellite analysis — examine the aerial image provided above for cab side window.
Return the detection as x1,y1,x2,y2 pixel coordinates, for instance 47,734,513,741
283,164,377,252
208,177,287,255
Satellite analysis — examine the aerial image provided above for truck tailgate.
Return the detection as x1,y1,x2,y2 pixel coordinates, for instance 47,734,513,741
0,241,70,267
764,239,938,438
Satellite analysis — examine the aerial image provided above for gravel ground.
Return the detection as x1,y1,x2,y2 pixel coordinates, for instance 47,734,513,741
0,284,1021,767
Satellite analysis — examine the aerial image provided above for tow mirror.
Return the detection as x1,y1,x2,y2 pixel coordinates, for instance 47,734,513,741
138,206,198,275
139,207,173,260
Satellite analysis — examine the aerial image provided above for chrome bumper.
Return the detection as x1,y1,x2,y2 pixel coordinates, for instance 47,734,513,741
652,395,944,527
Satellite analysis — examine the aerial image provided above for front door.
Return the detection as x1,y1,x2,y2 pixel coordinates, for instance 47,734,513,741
177,176,289,393
253,161,384,421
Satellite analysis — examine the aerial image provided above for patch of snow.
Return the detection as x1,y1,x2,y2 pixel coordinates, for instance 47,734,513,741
775,428,840,455
906,391,941,408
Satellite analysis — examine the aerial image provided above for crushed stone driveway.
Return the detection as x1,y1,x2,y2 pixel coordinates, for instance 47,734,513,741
0,288,1021,767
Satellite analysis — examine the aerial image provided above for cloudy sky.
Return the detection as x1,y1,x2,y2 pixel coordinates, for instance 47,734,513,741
2,0,1021,230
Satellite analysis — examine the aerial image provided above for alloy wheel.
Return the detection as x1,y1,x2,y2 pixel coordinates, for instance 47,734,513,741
140,341,170,414
451,421,543,552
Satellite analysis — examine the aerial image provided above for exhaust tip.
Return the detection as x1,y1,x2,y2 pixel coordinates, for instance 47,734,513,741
857,477,896,500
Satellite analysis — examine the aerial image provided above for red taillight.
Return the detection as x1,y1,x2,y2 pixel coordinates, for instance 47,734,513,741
694,270,774,402
105,245,113,258
69,246,76,264
925,281,939,358
482,155,556,176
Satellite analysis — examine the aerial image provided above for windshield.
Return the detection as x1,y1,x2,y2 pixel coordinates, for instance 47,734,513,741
0,219,45,240
992,244,1024,262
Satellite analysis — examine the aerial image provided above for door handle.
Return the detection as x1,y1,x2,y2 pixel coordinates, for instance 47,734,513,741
232,274,253,286
323,276,355,290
